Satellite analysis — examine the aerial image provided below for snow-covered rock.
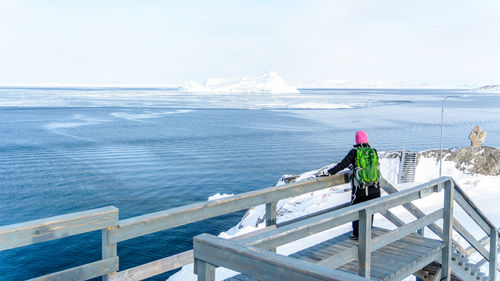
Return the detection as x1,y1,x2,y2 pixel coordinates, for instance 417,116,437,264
168,147,500,281
419,147,499,176
178,72,300,94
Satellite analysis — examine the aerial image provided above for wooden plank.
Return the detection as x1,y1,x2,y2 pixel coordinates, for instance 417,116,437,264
490,226,498,281
371,209,443,252
194,234,369,281
365,181,440,215
453,186,491,235
277,202,351,227
465,233,491,256
265,201,277,226
380,209,405,227
380,177,444,239
244,179,444,251
110,172,351,243
0,206,118,251
103,226,118,281
195,259,215,281
386,246,442,281
453,180,495,232
109,225,277,281
441,180,454,281
288,228,444,280
452,218,490,260
381,241,431,257
27,257,118,281
358,210,371,278
380,178,472,255
392,233,442,252
241,210,359,251
320,210,443,269
110,250,193,281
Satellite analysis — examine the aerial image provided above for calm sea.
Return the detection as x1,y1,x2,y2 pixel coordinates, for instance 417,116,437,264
1,88,499,280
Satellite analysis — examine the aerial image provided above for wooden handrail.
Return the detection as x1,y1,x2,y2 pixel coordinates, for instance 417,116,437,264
0,206,119,251
0,172,351,281
109,172,351,244
2,173,498,281
193,234,369,281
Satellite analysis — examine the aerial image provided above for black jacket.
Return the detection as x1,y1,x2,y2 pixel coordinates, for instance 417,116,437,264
327,143,373,175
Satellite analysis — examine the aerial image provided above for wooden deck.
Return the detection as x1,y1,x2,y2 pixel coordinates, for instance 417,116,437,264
226,227,452,281
2,173,497,280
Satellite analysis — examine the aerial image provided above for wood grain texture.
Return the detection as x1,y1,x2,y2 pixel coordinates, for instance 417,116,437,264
110,172,351,243
0,206,118,251
194,233,369,281
27,257,118,281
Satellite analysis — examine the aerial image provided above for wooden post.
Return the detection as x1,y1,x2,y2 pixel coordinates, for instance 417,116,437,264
102,226,118,281
265,201,278,252
265,201,277,227
441,180,454,281
358,209,371,278
489,226,498,280
195,259,215,281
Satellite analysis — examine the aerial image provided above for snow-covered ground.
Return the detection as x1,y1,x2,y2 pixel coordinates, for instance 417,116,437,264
168,148,500,281
178,72,299,94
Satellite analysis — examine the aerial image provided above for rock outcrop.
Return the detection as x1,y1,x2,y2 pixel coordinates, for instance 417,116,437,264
420,146,500,176
468,126,487,147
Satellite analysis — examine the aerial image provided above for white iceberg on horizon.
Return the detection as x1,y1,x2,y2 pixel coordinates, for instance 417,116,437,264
473,84,500,93
178,72,300,94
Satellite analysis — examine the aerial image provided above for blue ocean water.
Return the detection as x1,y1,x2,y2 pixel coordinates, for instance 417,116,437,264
0,88,499,280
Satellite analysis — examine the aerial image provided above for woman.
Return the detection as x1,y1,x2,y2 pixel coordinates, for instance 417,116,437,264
327,130,381,240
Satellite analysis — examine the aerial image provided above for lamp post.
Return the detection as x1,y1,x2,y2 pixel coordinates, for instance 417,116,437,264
439,94,467,178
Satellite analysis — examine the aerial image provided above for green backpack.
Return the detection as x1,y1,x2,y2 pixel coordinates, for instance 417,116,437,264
355,147,380,187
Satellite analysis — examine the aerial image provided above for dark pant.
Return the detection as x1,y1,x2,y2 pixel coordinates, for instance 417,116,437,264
351,183,381,237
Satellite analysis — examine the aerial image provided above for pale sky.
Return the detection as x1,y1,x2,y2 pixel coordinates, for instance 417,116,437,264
1,0,499,87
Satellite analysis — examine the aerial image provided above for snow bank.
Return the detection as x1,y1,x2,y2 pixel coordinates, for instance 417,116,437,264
178,72,299,94
207,193,234,201
168,148,500,281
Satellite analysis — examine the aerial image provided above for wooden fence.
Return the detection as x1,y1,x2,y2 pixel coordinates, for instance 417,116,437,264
0,171,351,280
193,177,499,281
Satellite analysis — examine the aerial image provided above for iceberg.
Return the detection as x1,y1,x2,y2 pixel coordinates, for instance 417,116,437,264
178,72,300,94
474,84,500,93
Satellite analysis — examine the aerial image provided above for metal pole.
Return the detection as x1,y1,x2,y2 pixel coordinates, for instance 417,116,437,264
439,99,446,178
439,95,467,178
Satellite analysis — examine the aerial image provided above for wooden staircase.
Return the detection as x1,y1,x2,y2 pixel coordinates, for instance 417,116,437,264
416,249,493,281
224,233,495,281
194,177,499,281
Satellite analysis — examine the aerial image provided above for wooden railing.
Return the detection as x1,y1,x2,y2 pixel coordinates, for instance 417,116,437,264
2,173,497,281
193,234,369,281
0,207,119,281
449,178,498,279
0,171,351,280
194,177,499,281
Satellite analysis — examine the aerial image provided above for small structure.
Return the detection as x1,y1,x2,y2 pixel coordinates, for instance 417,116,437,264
398,149,418,184
469,125,487,147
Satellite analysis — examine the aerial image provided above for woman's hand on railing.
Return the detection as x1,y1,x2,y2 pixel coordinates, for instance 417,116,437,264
316,169,331,177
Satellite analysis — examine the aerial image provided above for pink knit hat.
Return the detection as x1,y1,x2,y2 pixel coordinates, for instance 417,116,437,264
355,130,369,144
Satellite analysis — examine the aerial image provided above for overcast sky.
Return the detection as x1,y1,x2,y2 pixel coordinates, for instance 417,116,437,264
1,0,499,87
